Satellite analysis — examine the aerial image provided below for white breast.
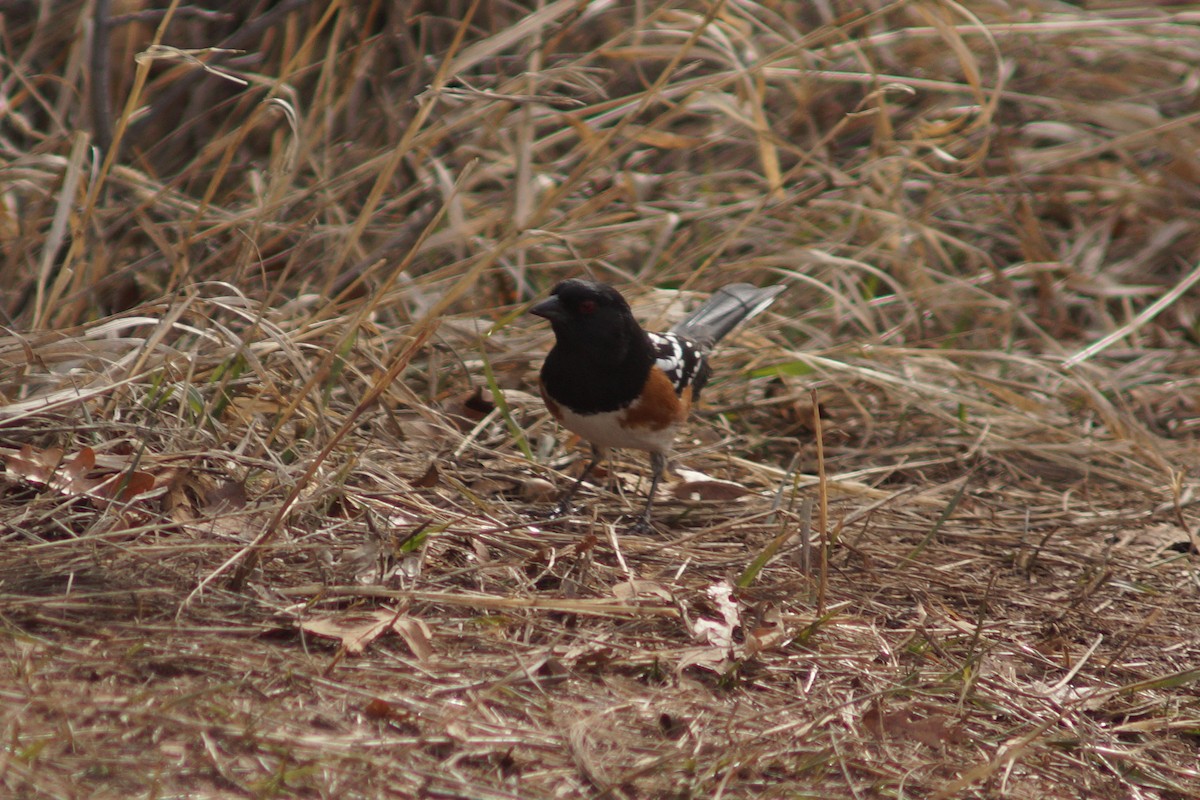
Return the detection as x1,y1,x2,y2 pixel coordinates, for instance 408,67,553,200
556,404,680,454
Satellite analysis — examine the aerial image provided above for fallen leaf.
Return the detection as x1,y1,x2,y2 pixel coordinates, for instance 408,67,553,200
693,617,736,649
94,469,156,502
393,413,450,444
4,444,156,504
302,611,396,655
521,477,556,502
676,646,731,675
205,480,248,512
62,447,96,486
6,444,64,484
300,608,434,659
692,581,741,649
671,478,753,502
470,476,513,495
863,701,963,747
391,616,434,661
671,468,753,501
743,604,787,656
410,461,439,488
225,393,285,423
612,580,675,603
455,386,495,420
363,697,397,719
361,697,421,734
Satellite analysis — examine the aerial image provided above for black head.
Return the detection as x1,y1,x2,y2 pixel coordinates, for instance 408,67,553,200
530,279,645,363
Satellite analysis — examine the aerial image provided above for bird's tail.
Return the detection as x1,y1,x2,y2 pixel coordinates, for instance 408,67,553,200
670,283,785,349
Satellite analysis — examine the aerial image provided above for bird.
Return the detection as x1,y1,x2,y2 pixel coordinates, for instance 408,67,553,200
530,278,785,530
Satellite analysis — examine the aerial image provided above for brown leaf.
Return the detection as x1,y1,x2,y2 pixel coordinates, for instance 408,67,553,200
671,479,752,502
520,477,556,502
410,461,439,488
363,697,397,720
301,610,397,655
64,446,96,475
743,605,786,656
60,447,97,494
393,413,449,444
675,646,730,675
470,476,513,496
204,480,248,512
361,697,421,734
692,581,741,649
903,714,961,747
612,580,675,603
457,386,495,420
225,394,285,423
5,444,155,504
5,444,63,484
392,616,433,661
94,469,156,502
300,608,433,659
863,701,962,747
671,468,753,501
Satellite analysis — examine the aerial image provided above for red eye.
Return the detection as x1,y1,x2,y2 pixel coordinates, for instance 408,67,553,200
578,299,596,315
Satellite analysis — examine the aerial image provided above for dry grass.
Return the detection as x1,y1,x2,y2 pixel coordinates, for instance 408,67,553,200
3,1,1200,797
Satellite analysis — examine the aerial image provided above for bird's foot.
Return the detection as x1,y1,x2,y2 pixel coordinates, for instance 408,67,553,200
545,491,582,519
626,515,655,534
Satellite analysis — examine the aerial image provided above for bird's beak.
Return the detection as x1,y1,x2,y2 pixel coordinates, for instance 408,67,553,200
529,296,565,322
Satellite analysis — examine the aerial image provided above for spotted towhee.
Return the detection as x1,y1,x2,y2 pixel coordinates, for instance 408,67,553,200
530,278,785,529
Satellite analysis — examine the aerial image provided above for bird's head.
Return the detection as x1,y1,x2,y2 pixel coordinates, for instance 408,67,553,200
530,279,642,360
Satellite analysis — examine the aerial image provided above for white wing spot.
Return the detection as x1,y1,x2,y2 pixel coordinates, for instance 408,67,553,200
647,332,704,394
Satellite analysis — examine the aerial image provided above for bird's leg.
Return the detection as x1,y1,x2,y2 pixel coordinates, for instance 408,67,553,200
554,444,604,517
629,451,668,533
